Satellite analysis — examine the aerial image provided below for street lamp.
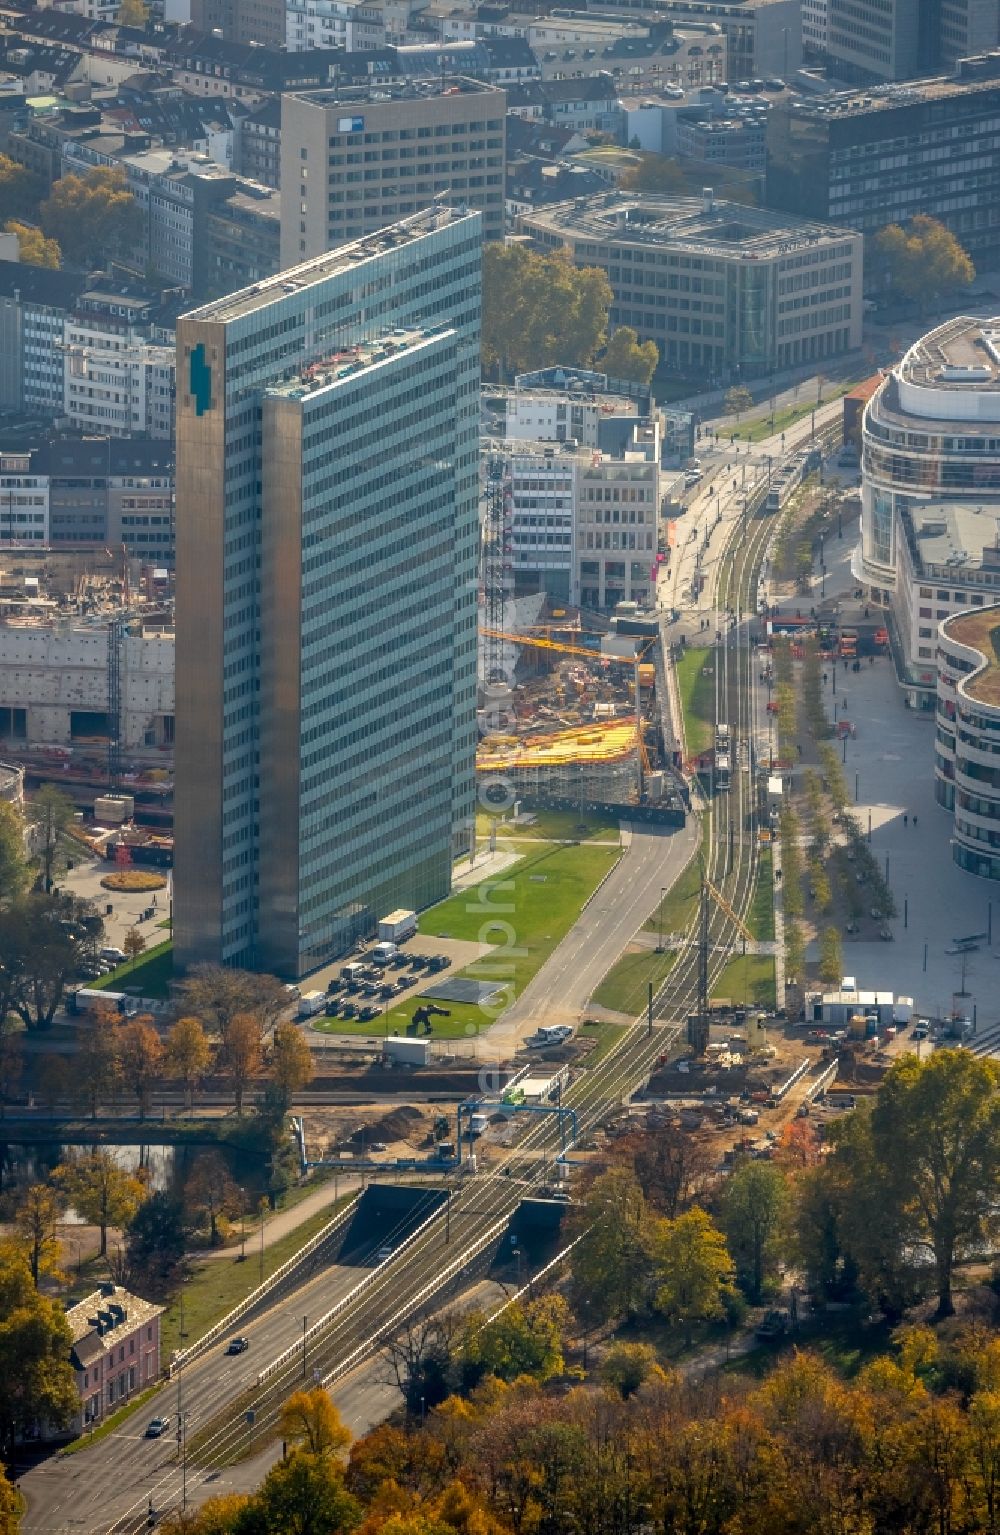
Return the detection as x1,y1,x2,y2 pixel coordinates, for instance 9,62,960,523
655,886,668,953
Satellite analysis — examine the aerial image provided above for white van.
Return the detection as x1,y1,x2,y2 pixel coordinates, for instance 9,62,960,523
296,990,325,1019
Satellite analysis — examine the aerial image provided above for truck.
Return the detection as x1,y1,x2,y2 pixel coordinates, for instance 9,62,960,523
340,962,366,984
378,909,418,944
384,1036,432,1067
296,990,326,1019
371,941,397,964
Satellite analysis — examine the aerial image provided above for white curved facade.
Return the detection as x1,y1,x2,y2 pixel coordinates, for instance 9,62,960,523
936,607,1000,880
858,316,1000,605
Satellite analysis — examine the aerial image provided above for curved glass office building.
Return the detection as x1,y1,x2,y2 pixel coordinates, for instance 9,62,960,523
858,316,1000,604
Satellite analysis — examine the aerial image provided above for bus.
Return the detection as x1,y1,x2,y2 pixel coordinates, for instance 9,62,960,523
715,723,731,755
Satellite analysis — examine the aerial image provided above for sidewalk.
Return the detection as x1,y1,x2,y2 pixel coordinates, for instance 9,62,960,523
197,1174,360,1262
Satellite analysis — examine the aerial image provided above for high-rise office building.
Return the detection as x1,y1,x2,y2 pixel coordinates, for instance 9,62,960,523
174,208,481,976
279,79,505,266
766,53,1000,264
825,0,998,79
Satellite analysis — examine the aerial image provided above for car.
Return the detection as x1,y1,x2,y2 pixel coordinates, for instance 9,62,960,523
755,1309,788,1341
340,1002,358,1018
380,984,396,1000
370,1141,387,1153
361,982,381,996
764,77,785,90
226,1338,249,1356
145,1416,171,1438
390,953,409,969
410,954,429,970
101,946,127,965
358,1004,380,1021
396,973,416,988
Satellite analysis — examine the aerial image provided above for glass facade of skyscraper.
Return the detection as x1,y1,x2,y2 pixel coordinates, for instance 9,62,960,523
174,209,481,975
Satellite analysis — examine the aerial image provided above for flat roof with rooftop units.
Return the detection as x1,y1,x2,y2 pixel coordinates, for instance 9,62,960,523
182,204,476,325
264,325,454,401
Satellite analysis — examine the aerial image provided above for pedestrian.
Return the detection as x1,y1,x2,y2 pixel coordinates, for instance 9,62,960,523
869,655,874,667
903,813,908,827
913,814,918,827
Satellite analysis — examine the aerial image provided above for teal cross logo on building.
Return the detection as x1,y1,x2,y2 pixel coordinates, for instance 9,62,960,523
190,343,212,416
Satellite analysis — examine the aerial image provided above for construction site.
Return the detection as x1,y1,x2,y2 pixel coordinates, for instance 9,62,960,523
0,547,175,823
476,458,681,812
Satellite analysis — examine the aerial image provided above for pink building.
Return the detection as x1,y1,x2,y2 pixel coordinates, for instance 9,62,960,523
66,1284,163,1434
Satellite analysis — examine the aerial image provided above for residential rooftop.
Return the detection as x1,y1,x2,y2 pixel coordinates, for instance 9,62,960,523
65,1285,164,1360
942,607,1000,708
521,191,855,258
183,204,479,325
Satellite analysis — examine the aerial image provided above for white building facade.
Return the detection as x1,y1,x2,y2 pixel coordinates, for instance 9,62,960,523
285,0,385,49
936,606,1000,880
0,453,49,544
857,316,1000,705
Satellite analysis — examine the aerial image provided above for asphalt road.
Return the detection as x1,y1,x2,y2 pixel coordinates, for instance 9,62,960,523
480,820,699,1047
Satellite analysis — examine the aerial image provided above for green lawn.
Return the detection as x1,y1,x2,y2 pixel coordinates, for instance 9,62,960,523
322,841,621,1037
591,946,677,1015
674,647,717,757
643,851,702,939
728,382,853,444
576,1020,628,1065
476,809,620,843
313,997,491,1041
159,1198,353,1360
91,939,173,998
747,850,775,942
711,954,776,1008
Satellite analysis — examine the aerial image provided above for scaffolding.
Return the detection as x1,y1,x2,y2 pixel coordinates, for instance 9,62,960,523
477,717,641,804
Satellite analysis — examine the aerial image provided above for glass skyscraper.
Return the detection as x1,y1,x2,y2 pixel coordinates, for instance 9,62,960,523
174,208,481,976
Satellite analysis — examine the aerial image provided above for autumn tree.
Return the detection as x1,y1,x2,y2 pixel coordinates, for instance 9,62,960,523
123,926,147,969
36,1051,70,1110
75,1016,122,1118
622,152,687,195
126,1190,186,1284
267,1022,314,1113
55,1147,146,1256
0,1025,21,1119
0,799,28,905
4,220,60,268
875,215,975,313
158,1496,250,1535
601,325,659,388
166,1015,214,1109
26,783,75,892
119,1017,162,1119
822,1108,918,1318
279,1390,352,1458
650,1206,735,1345
15,1182,65,1286
725,385,753,421
461,1296,570,1386
818,925,843,987
385,1314,460,1418
720,1160,788,1302
870,1050,1000,1317
0,1242,78,1452
175,964,288,1040
568,1166,652,1323
0,1468,19,1535
625,1120,716,1218
230,1449,361,1535
118,0,149,22
222,1012,263,1115
600,1341,658,1398
0,893,103,1031
482,242,612,380
184,1150,241,1246
0,154,45,224
39,167,142,270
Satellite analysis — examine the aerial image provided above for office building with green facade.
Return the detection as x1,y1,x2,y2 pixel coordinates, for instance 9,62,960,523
174,208,481,976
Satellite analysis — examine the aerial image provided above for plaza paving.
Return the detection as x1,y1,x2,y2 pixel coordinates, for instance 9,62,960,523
806,554,999,1028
